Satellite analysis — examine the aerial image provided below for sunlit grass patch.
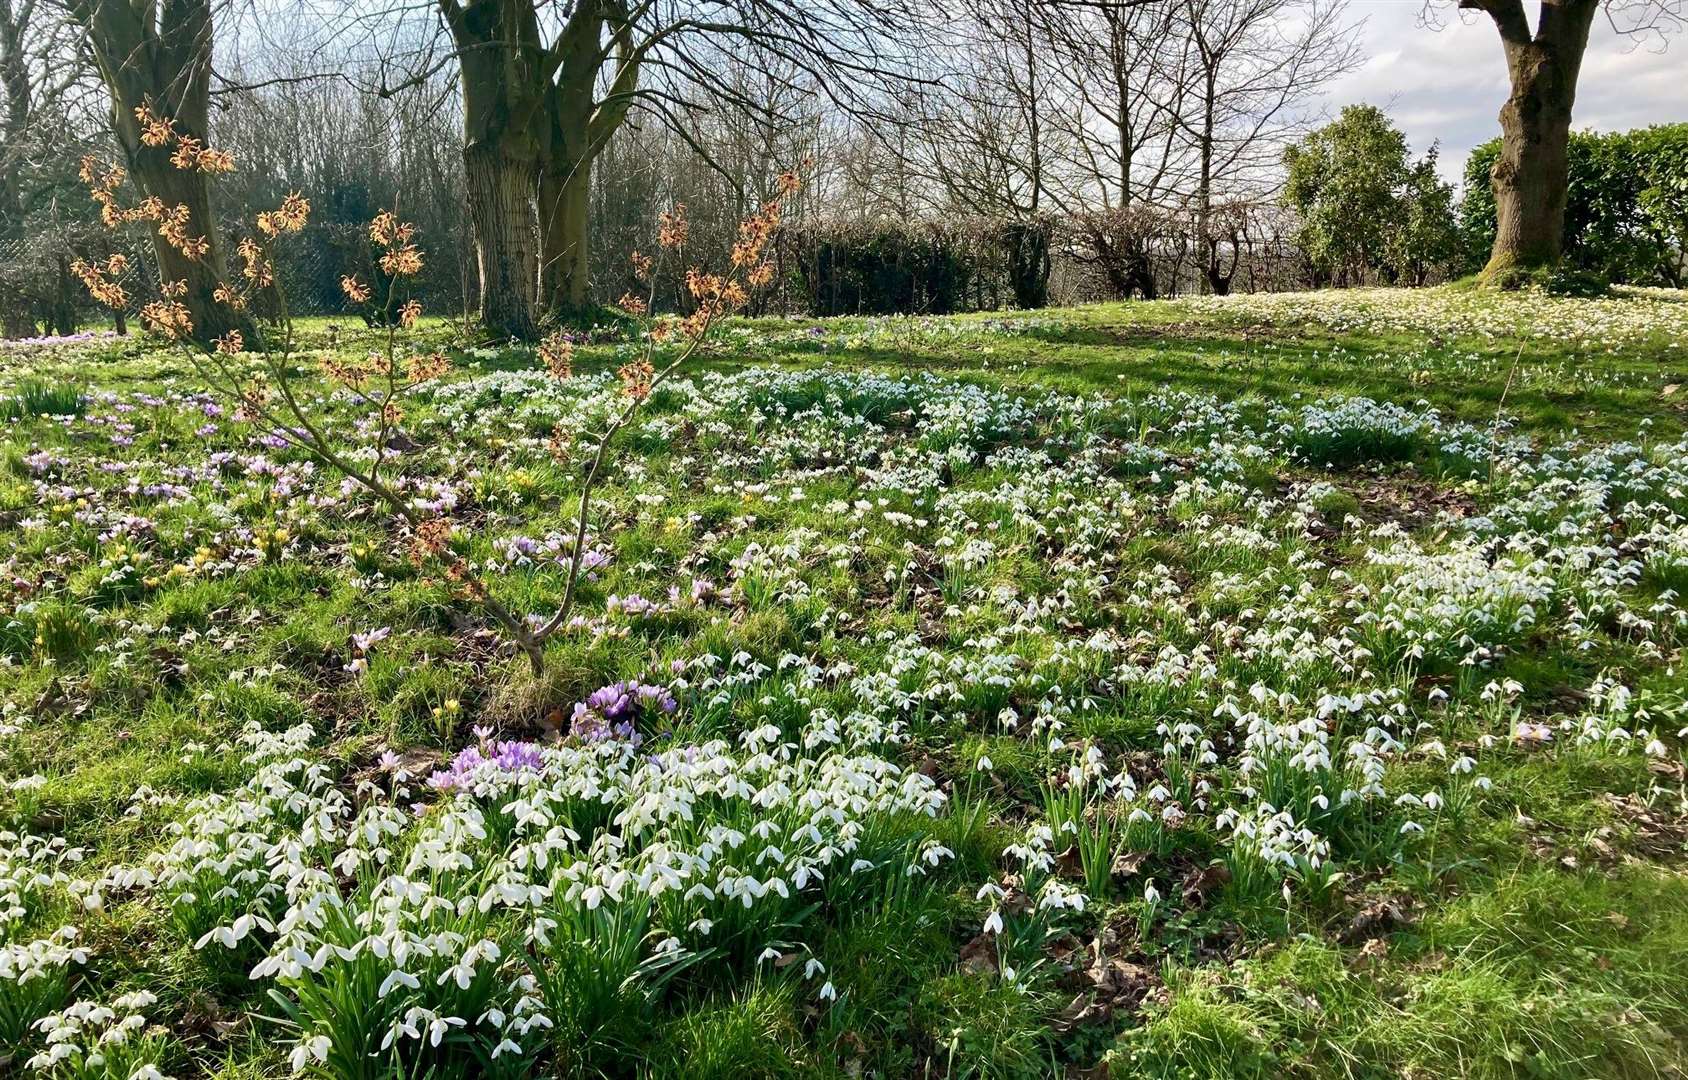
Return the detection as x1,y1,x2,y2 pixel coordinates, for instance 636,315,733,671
2,290,1687,1077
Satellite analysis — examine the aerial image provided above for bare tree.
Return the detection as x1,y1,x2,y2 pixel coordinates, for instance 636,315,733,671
435,1,547,338
1044,0,1189,209
878,0,1065,306
1170,0,1362,293
1,0,48,335
1042,0,1191,297
426,0,927,337
1437,0,1682,279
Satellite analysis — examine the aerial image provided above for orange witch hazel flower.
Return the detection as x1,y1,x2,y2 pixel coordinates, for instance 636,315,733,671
139,297,193,341
369,209,423,276
657,204,689,249
539,332,574,380
70,259,129,309
257,193,310,237
341,276,372,304
381,244,424,277
618,358,655,401
135,105,175,147
369,211,413,248
405,351,451,383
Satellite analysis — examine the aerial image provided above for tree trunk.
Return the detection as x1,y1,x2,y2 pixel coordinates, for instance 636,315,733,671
465,142,540,339
539,3,632,319
1477,0,1597,280
2,307,33,339
1130,251,1157,300
539,147,591,315
1002,219,1051,309
73,0,251,346
0,0,33,339
1484,53,1575,276
446,0,547,339
1204,235,1235,295
128,145,250,342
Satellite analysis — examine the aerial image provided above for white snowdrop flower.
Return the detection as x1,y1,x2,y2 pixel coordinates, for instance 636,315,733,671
1143,880,1161,904
983,910,1004,935
428,1015,466,1047
289,1035,331,1072
976,755,993,772
378,968,420,998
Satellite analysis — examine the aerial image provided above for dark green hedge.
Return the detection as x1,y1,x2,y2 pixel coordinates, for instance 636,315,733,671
780,218,1052,316
1462,125,1688,286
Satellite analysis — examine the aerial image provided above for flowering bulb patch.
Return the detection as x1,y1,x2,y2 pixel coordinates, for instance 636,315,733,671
2,288,1687,1077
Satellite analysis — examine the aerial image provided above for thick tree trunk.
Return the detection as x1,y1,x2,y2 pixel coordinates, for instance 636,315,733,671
1,0,33,338
540,9,621,319
73,0,251,346
1474,0,1597,280
128,145,250,342
539,153,591,314
1484,53,1576,276
465,141,540,339
447,0,548,339
1,307,32,340
0,181,31,334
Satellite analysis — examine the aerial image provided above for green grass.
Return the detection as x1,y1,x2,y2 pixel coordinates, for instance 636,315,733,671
1,285,1686,1078
0,378,85,421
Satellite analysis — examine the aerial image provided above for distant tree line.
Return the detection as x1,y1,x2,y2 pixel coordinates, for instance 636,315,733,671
0,0,1681,340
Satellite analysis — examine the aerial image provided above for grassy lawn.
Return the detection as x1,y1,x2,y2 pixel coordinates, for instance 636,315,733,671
1,286,1686,1079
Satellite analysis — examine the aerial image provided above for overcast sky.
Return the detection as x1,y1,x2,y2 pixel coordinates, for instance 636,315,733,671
1318,1,1684,187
